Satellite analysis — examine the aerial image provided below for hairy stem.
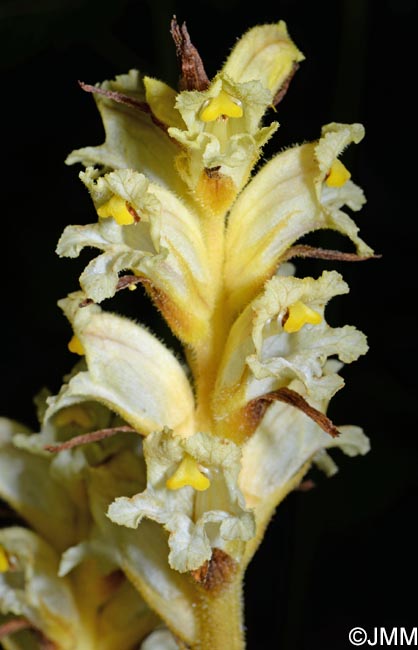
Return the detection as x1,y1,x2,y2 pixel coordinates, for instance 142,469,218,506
190,210,228,432
195,572,245,650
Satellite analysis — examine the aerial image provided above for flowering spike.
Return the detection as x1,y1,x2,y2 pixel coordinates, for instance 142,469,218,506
166,454,210,491
2,18,375,649
326,159,351,187
283,300,322,333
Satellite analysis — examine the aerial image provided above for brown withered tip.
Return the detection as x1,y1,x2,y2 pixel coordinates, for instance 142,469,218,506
78,80,147,111
44,425,136,453
245,387,341,439
170,16,210,91
78,81,168,132
280,244,382,264
266,388,341,438
190,548,238,593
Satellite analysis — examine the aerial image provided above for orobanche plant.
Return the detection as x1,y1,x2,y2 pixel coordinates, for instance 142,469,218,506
0,18,375,650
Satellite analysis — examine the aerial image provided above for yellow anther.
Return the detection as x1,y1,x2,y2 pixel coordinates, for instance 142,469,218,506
128,283,137,291
325,159,351,187
54,405,93,429
166,454,210,491
283,300,322,333
68,335,85,356
97,195,135,226
0,546,10,573
200,90,243,122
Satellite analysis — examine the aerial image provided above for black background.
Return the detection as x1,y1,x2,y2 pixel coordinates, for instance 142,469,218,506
0,1,416,649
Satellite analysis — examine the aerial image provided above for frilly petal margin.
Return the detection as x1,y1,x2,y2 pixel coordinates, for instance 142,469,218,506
57,168,211,345
107,430,255,573
224,122,373,315
169,77,278,214
213,271,368,441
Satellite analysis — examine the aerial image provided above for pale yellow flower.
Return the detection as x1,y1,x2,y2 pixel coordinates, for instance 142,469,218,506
0,417,160,650
1,18,375,650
